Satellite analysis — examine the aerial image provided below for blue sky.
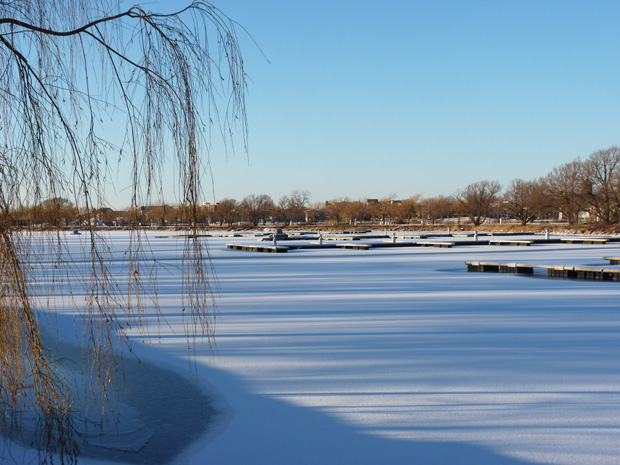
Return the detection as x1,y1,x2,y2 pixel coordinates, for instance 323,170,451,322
112,1,620,207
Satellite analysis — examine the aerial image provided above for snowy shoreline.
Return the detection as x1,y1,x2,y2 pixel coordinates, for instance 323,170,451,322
3,321,228,465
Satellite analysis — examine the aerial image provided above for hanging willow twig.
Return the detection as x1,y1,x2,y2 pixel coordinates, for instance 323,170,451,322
0,1,248,463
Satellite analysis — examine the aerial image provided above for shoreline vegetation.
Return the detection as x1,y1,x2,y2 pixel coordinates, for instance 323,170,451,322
12,146,620,232
24,222,620,235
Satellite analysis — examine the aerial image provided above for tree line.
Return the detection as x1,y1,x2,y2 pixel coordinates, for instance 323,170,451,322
8,146,620,229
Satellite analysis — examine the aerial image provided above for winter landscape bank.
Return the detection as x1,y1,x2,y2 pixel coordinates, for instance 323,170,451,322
4,231,620,465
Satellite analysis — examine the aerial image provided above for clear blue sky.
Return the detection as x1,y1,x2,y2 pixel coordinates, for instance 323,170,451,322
112,0,620,207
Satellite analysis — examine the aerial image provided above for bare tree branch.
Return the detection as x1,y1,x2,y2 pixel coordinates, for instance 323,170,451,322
0,1,250,462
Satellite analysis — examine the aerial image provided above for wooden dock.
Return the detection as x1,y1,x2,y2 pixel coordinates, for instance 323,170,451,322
489,240,533,247
226,244,289,253
465,261,620,281
560,238,608,244
603,256,620,265
258,236,318,242
224,231,620,254
336,243,371,250
417,241,455,248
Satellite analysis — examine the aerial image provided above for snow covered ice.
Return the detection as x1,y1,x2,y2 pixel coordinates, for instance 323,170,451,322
7,232,620,465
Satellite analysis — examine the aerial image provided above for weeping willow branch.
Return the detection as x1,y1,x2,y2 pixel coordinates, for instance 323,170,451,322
0,1,248,463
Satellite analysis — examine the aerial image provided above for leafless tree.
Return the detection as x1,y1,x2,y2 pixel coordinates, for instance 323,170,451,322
504,179,544,225
286,190,310,224
215,198,239,226
398,195,422,224
325,198,349,225
420,195,451,225
375,194,396,224
143,204,172,226
276,195,291,224
0,1,248,462
455,180,502,226
23,197,78,228
276,190,310,225
240,194,275,226
582,146,620,223
342,200,368,224
543,160,586,224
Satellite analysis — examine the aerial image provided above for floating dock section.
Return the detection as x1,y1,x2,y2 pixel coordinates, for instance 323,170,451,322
489,240,533,246
224,232,620,253
226,244,289,253
465,261,620,281
561,238,609,244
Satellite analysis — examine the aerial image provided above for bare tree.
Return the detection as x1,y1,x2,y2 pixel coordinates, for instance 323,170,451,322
286,190,310,224
342,200,368,224
375,194,397,224
420,195,451,225
33,197,78,228
398,194,422,224
543,160,586,224
504,179,544,225
325,198,349,225
0,1,248,463
240,194,275,226
215,198,239,226
276,195,291,224
456,180,502,226
582,146,620,223
275,190,310,225
144,204,173,226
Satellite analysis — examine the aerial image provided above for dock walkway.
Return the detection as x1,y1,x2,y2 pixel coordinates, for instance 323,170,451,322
465,261,620,281
224,233,620,253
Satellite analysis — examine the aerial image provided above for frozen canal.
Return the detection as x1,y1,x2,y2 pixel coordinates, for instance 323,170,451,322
18,232,620,464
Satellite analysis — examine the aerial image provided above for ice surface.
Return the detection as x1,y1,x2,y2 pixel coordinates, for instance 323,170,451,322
6,232,620,465
2,322,219,465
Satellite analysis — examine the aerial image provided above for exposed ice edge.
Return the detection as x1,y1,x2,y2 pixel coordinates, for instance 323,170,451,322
3,328,231,465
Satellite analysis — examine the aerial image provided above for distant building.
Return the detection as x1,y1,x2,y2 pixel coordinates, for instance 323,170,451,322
201,202,216,214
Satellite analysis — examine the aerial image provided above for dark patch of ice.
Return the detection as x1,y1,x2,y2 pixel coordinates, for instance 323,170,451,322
2,337,219,465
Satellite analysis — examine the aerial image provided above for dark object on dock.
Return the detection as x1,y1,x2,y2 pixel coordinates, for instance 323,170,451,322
273,228,289,240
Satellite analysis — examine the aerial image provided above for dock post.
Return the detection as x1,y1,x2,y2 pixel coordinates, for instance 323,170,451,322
545,229,549,240
318,232,323,245
391,232,396,244
474,231,478,242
